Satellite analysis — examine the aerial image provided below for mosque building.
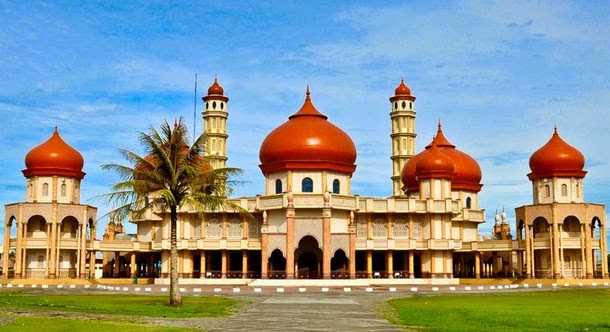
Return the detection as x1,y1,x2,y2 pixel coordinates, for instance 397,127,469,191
2,79,608,281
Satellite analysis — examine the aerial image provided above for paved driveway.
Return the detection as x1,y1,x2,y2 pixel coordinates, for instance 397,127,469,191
200,293,405,331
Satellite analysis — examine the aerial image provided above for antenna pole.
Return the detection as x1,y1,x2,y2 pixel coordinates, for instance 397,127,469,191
193,73,198,142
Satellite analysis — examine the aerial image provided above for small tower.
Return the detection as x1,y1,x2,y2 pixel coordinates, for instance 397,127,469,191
202,77,229,169
389,79,416,197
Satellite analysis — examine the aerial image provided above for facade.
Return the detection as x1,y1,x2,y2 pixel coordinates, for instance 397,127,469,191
2,79,608,280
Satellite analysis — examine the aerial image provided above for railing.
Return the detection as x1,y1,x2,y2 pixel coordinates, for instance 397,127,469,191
267,270,286,279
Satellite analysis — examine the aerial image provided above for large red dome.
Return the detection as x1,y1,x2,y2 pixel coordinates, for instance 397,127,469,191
259,87,357,175
401,123,482,193
415,141,455,180
528,128,586,181
23,128,85,179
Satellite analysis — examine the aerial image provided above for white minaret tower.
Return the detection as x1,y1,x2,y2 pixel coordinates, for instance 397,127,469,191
389,79,416,197
202,77,229,168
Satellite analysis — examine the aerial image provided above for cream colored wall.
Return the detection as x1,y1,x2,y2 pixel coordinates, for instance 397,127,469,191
267,210,286,233
265,173,288,195
533,178,584,205
331,213,349,233
27,176,80,204
291,171,323,193
451,190,479,209
326,171,351,195
138,221,153,241
462,223,478,242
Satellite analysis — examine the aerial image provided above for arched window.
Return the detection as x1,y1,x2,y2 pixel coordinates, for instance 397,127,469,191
545,184,551,197
60,183,66,196
561,184,568,196
332,179,340,194
275,179,282,194
302,177,313,193
42,183,49,196
465,197,472,209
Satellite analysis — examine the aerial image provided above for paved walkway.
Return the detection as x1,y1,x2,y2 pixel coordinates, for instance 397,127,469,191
198,293,404,331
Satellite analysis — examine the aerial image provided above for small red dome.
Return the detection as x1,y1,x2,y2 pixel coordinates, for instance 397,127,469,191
23,128,85,179
259,87,357,175
203,77,228,102
395,79,411,95
528,128,586,181
415,142,455,180
401,123,482,193
208,77,224,95
390,79,416,102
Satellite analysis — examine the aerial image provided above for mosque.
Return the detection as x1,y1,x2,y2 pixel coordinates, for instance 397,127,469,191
2,79,608,281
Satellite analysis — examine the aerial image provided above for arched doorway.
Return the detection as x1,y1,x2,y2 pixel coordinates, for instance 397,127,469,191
268,249,286,279
295,236,322,279
331,249,349,278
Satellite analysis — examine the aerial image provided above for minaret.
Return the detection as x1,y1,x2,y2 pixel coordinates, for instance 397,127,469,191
202,77,229,168
389,79,416,196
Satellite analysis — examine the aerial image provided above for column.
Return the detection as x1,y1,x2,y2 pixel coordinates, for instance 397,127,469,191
585,223,593,278
600,223,608,278
409,251,415,278
349,228,356,278
14,222,23,278
221,250,227,278
285,207,295,279
386,250,394,278
474,251,481,279
517,250,523,277
200,250,206,278
552,222,560,278
261,211,268,279
2,220,9,278
89,250,95,279
79,223,87,278
366,250,373,278
559,224,564,278
113,251,120,277
322,208,331,279
580,224,586,278
525,225,532,278
242,250,248,278
130,253,137,277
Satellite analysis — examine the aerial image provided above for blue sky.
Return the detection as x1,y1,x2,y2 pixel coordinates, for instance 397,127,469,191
1,1,609,237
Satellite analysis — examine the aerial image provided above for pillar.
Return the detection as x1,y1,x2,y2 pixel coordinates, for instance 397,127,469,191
2,220,9,278
14,221,23,278
366,250,373,277
89,250,95,279
130,253,136,277
525,225,532,278
242,250,248,278
585,223,593,278
386,250,394,278
408,251,414,278
113,251,120,277
475,251,481,279
286,208,295,279
200,250,206,278
322,208,331,279
552,221,560,278
349,228,356,278
221,250,227,278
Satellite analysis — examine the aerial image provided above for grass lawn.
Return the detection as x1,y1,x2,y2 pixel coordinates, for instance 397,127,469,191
387,288,610,332
0,290,241,331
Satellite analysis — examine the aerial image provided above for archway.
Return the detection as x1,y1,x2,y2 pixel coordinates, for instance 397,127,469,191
295,236,322,279
331,249,349,278
268,249,286,279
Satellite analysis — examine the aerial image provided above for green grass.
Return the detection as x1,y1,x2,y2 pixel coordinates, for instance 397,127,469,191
0,290,241,331
0,290,238,318
0,313,197,332
387,288,610,331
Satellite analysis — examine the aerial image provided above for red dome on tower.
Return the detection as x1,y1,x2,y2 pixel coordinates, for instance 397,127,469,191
203,77,228,102
23,128,85,179
259,87,357,175
415,142,455,180
401,123,482,193
389,79,416,102
528,128,586,181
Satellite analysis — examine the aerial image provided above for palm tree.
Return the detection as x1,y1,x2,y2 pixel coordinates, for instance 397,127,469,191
102,117,246,307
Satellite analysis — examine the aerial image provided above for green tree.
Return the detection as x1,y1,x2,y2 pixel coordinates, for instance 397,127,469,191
102,118,247,307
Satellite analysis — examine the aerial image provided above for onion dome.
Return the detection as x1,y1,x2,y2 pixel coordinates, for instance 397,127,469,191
23,127,85,179
528,128,586,181
259,87,357,175
401,123,483,193
390,79,416,102
415,141,455,180
203,77,228,102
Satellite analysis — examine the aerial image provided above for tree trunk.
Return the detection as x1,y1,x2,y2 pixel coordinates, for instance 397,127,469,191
169,205,182,306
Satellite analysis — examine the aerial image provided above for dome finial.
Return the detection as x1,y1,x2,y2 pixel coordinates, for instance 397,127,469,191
306,85,311,100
